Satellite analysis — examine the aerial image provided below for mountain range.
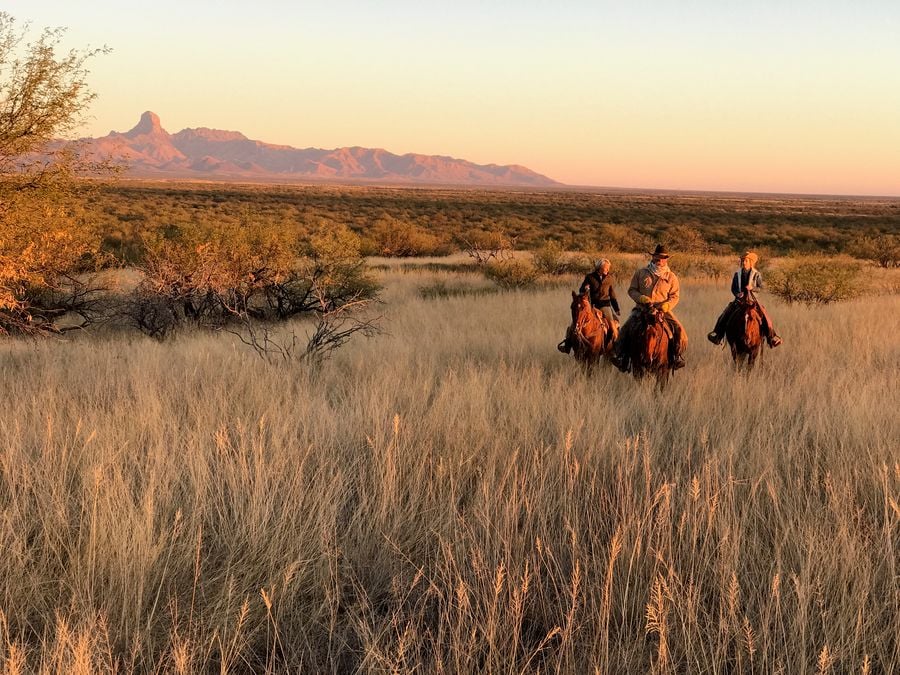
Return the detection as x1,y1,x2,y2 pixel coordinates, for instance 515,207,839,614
73,112,560,187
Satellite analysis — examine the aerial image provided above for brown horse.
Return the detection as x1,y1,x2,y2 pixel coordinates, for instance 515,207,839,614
622,303,672,383
725,292,764,370
568,289,612,369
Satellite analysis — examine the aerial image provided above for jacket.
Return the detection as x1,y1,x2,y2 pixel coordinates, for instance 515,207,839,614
731,267,763,298
628,264,681,311
579,271,620,313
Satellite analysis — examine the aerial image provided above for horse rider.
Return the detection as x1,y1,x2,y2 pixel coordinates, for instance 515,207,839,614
557,258,620,354
611,244,688,371
707,250,783,347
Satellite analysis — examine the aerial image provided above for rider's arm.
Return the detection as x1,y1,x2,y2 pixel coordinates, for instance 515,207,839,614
667,274,680,311
731,272,741,297
579,275,590,295
609,282,621,314
627,270,644,304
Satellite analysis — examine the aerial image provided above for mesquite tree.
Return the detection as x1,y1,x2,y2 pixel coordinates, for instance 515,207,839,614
0,13,111,335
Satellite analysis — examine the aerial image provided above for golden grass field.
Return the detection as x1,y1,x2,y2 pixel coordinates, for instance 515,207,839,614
0,261,898,673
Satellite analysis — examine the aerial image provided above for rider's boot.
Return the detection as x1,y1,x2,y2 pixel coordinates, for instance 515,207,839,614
707,331,723,345
557,338,572,354
767,334,783,348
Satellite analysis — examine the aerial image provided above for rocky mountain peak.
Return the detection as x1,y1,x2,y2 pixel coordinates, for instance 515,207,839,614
126,111,165,137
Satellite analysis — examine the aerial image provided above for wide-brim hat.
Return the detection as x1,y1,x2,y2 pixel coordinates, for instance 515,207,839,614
650,244,670,258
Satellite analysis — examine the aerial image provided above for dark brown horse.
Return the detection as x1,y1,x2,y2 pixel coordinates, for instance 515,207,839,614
623,303,672,383
725,292,764,370
568,289,613,369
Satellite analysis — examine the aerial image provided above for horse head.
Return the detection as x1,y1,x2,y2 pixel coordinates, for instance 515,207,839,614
571,289,592,324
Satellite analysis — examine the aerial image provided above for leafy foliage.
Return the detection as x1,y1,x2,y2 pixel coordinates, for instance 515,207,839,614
84,182,899,262
0,14,112,335
848,233,900,269
127,221,380,347
483,259,539,289
363,216,450,256
767,257,863,305
532,240,567,275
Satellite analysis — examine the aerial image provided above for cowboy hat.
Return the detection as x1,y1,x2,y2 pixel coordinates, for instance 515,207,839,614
650,244,670,259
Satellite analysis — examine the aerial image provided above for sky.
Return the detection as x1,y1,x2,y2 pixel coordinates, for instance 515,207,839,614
6,1,900,195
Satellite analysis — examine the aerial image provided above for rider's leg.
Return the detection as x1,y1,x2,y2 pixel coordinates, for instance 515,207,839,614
599,306,618,346
708,301,737,344
668,314,688,369
557,324,575,353
757,303,783,347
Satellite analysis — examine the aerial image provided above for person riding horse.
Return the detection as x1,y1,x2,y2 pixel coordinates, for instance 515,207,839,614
611,244,688,371
557,258,620,354
707,251,783,348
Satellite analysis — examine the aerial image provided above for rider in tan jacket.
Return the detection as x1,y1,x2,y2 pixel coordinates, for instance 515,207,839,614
612,244,688,371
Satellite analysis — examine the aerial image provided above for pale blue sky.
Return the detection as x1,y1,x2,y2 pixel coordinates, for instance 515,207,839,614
7,1,900,194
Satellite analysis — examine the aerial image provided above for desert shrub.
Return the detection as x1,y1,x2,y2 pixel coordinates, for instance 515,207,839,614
459,230,515,265
675,254,730,280
848,234,900,269
664,224,711,254
767,257,863,305
596,224,651,253
0,14,112,335
364,217,450,257
532,240,567,275
120,289,182,339
483,259,539,289
0,195,113,335
564,254,595,276
128,222,379,340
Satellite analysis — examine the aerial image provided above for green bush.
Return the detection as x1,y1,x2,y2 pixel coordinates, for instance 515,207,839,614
675,255,730,280
364,217,450,257
767,258,862,305
532,240,566,275
848,234,900,269
483,259,539,289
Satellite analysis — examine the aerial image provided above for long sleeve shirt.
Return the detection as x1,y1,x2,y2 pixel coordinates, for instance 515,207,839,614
731,268,763,297
578,272,620,313
628,265,681,310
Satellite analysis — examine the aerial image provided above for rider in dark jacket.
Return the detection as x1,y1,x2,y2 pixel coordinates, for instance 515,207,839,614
707,251,782,347
558,259,620,353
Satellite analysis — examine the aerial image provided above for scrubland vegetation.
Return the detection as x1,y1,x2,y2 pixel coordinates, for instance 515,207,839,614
1,263,898,673
89,181,900,264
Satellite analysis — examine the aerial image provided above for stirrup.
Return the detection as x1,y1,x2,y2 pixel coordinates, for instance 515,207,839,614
707,331,722,345
557,340,570,354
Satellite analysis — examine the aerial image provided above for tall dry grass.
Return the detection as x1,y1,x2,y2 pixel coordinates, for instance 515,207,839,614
0,265,897,673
